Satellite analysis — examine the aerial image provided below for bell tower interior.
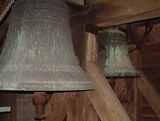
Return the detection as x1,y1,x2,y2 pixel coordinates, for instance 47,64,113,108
0,0,160,121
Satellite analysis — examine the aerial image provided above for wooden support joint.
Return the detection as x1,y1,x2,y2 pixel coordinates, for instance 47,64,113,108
32,92,48,120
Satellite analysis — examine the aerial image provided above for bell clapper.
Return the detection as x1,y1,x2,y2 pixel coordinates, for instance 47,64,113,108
32,92,48,120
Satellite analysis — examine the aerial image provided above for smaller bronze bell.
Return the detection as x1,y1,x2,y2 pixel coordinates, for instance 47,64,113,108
98,29,139,77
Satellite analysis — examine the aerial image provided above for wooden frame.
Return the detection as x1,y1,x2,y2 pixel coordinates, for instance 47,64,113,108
44,33,132,121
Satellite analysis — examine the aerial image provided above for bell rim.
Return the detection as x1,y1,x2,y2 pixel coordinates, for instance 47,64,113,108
0,81,94,91
0,69,94,91
104,71,140,78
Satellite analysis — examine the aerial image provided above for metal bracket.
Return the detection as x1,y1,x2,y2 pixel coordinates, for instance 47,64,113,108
0,107,11,113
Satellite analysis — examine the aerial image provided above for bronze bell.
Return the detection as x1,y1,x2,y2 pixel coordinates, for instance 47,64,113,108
98,29,139,77
0,0,94,91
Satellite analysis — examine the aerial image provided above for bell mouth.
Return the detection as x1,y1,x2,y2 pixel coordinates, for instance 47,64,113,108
104,72,140,78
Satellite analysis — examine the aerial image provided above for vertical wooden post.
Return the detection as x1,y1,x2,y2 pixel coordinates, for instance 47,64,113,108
16,94,35,121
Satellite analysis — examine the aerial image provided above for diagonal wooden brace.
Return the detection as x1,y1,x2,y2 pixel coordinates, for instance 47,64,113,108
138,71,160,119
85,62,132,121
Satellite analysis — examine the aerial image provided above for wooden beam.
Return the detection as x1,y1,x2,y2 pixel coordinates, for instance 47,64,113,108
15,94,36,121
96,9,160,27
44,89,99,121
44,93,67,121
83,33,132,121
87,0,160,27
67,92,87,121
83,33,98,64
86,62,132,121
67,92,100,121
86,101,100,121
138,72,160,119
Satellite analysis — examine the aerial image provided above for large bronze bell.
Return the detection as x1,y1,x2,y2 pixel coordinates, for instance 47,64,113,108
98,29,139,77
0,0,93,91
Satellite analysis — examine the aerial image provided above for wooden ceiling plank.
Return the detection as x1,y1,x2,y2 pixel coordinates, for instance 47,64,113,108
87,0,160,27
96,9,160,27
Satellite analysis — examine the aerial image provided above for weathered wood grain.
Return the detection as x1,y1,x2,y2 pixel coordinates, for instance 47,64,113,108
87,0,160,27
67,92,86,121
44,93,67,121
67,92,100,121
86,62,132,121
138,72,160,119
